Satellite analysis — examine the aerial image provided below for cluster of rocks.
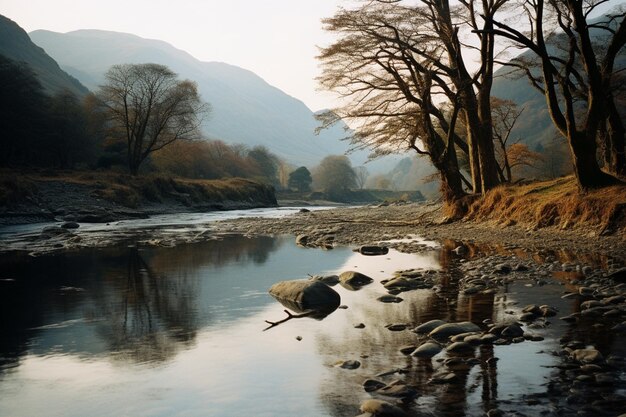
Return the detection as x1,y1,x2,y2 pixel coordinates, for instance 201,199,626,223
381,269,441,295
549,341,626,415
350,317,550,416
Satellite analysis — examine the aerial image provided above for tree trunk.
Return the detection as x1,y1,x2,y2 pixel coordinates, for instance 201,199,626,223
606,100,626,176
434,145,466,203
569,131,619,188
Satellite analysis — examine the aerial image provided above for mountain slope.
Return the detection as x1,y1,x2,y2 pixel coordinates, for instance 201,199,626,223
28,29,365,168
0,15,87,97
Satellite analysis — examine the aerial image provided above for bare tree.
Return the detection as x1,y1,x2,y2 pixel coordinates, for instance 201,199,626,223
98,63,208,175
487,0,626,187
491,97,524,182
318,0,508,202
354,166,370,189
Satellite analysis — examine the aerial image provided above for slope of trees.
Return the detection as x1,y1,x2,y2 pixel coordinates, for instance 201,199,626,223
0,54,95,168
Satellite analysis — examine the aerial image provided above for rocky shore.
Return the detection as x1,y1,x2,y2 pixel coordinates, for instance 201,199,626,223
217,202,626,263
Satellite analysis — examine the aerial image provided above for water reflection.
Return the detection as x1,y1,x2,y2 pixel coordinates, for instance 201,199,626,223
0,235,320,371
1,235,625,417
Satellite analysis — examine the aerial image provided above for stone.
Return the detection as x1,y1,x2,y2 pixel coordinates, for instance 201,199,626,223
377,294,403,303
335,360,361,369
363,379,387,392
382,277,419,291
61,221,80,229
295,234,309,246
494,263,512,274
413,319,447,334
399,345,417,355
429,322,481,339
501,324,524,338
446,342,475,354
385,323,408,331
359,399,407,417
540,305,558,317
268,279,340,312
339,271,374,288
41,226,72,236
570,348,604,364
429,372,459,384
358,245,389,256
378,382,418,399
410,342,442,358
309,274,339,286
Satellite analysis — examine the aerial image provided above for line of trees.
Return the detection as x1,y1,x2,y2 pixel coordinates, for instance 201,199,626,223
317,0,625,204
0,57,285,187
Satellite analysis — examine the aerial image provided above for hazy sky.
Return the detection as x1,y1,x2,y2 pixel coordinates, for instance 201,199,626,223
1,0,352,111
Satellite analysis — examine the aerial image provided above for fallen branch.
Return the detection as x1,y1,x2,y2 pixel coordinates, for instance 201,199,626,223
263,309,316,331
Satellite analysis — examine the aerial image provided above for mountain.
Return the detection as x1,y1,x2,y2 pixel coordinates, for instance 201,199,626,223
0,15,87,97
29,29,394,169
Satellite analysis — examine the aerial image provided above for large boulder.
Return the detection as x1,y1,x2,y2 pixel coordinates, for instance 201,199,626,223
269,279,340,313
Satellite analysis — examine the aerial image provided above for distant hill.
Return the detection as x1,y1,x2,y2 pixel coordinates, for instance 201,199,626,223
29,29,396,169
0,15,87,97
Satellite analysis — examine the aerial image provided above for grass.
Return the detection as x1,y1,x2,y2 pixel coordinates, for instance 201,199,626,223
453,176,626,237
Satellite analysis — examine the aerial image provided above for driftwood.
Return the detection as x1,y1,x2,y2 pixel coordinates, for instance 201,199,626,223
263,309,317,331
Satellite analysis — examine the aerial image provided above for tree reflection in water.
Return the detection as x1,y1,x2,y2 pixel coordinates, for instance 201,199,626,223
92,247,199,363
0,234,284,369
314,244,502,417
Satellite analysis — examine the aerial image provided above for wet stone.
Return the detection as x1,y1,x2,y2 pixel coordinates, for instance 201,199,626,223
385,324,408,331
446,341,475,354
377,294,403,303
335,360,361,369
429,322,481,339
411,342,442,358
399,345,417,355
362,379,386,393
571,348,604,364
359,399,407,417
413,319,447,334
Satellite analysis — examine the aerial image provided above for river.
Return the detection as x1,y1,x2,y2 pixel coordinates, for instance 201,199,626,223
0,208,624,416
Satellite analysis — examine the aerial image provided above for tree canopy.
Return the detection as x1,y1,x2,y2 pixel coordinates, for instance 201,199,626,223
288,166,313,192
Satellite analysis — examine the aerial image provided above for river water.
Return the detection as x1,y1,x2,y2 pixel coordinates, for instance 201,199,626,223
0,210,624,416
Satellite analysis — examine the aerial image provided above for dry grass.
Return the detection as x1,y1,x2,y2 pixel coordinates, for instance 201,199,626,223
461,176,626,236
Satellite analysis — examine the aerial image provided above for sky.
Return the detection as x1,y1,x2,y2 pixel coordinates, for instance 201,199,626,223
1,0,354,112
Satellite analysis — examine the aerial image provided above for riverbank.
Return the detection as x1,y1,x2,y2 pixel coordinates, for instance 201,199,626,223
0,170,277,225
1,175,625,262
